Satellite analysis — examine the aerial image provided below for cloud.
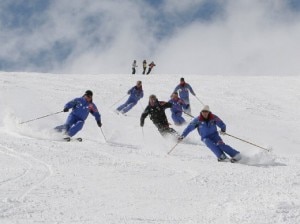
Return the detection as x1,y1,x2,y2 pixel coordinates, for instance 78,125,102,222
0,0,300,75
156,0,300,75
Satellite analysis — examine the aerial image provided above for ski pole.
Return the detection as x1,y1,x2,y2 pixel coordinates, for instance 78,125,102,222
182,110,194,118
167,141,181,155
176,108,195,119
19,111,64,124
224,132,270,151
194,95,205,106
141,127,144,138
109,94,128,109
100,127,107,142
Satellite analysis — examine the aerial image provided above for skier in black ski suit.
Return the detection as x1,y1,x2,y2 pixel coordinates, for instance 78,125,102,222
140,94,178,137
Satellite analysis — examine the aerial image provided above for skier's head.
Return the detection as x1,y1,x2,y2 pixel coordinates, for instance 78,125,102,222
84,90,93,101
180,77,185,85
201,105,210,112
149,94,157,106
171,92,178,99
136,80,142,87
85,90,93,97
200,105,210,118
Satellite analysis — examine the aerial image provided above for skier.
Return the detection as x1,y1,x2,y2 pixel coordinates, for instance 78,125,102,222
178,105,241,162
173,77,196,114
168,92,189,126
142,60,147,75
146,61,156,75
140,94,178,137
132,60,138,74
116,81,144,114
55,90,102,140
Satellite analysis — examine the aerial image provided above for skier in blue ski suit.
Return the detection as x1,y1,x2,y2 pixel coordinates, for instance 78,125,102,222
168,92,189,125
178,105,241,162
55,90,102,137
116,81,143,114
173,77,195,114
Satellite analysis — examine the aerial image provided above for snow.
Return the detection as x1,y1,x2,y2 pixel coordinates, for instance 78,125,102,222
0,72,299,224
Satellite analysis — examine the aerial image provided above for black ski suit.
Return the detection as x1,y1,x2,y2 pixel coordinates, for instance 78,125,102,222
140,100,178,137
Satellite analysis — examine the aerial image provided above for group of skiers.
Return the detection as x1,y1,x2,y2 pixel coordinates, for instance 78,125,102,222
56,77,241,163
132,60,156,75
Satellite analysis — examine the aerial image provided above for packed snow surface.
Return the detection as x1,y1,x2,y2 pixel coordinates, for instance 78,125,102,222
0,72,299,224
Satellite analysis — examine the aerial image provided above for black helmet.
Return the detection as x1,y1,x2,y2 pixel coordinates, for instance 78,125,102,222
85,90,93,97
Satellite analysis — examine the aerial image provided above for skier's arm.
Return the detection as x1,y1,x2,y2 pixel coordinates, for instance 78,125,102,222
174,85,180,93
168,100,176,113
89,103,101,123
181,117,200,138
160,101,173,109
215,115,226,132
64,98,80,110
187,84,196,96
127,87,134,95
140,106,150,126
179,99,189,109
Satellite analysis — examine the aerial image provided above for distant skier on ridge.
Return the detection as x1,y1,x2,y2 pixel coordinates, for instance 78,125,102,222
146,61,156,75
142,60,147,75
132,60,138,75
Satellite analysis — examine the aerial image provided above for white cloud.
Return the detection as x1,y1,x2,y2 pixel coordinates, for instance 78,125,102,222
162,0,206,14
0,0,300,75
155,0,300,75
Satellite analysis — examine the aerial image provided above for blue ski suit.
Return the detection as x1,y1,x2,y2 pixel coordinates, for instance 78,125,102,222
173,82,195,113
56,97,101,137
168,98,189,125
181,113,239,159
117,86,144,113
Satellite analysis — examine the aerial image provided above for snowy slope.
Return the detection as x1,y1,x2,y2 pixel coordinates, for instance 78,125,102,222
0,72,299,224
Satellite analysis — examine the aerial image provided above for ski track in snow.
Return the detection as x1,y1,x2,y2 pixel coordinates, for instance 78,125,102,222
0,131,53,219
0,73,299,223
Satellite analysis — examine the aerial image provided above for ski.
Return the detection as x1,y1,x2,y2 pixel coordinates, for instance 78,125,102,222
218,158,240,163
114,110,127,116
230,158,239,163
63,137,83,142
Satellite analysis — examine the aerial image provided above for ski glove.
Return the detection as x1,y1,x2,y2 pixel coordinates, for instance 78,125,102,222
140,120,144,127
220,129,226,135
63,108,69,112
97,121,102,127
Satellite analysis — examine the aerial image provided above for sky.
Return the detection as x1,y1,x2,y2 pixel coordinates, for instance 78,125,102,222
1,0,300,75
0,72,299,223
